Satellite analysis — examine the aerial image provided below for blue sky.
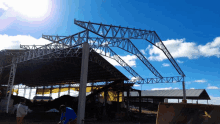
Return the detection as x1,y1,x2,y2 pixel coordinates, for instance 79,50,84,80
0,0,220,104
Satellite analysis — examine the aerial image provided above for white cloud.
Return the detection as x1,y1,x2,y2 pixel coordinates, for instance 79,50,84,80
207,86,219,89
151,87,179,90
140,49,146,55
190,88,195,89
133,84,140,87
94,48,137,67
147,37,220,61
194,79,207,83
0,34,51,50
177,60,184,63
129,77,142,82
162,63,170,67
206,83,219,89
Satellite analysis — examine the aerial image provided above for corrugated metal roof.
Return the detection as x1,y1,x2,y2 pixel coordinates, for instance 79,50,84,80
124,89,208,98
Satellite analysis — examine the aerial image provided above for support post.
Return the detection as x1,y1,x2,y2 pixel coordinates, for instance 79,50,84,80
23,85,26,98
17,84,19,96
207,99,208,104
50,85,53,98
35,86,38,97
182,77,187,103
68,82,71,95
139,90,142,119
178,99,179,103
116,91,119,113
58,84,61,98
77,31,90,124
42,86,45,101
29,87,32,99
126,90,130,116
6,57,17,113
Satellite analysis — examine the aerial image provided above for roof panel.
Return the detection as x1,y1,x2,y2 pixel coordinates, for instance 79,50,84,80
124,89,210,99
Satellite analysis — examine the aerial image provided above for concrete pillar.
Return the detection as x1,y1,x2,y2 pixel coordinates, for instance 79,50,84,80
68,82,71,95
35,86,38,97
178,99,179,103
29,87,32,99
182,77,187,103
17,84,19,96
138,91,142,117
126,90,130,116
117,91,120,113
50,85,53,98
58,85,61,98
23,85,26,98
77,41,90,124
43,86,45,97
207,99,208,104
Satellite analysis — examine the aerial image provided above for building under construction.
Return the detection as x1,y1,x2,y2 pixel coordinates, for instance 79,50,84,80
1,19,218,124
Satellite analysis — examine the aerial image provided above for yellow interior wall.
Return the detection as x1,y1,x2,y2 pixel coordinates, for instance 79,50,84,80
35,86,123,102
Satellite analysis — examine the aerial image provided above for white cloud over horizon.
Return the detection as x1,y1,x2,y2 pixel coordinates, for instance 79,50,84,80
177,60,184,63
0,34,51,50
194,79,207,83
162,63,170,67
151,87,179,90
207,84,219,89
146,37,220,61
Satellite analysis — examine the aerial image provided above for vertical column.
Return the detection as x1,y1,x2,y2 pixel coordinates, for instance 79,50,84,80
138,91,142,118
17,84,19,96
126,90,130,116
117,91,120,113
58,84,61,98
68,82,71,95
182,77,187,103
103,81,108,116
77,31,90,124
23,85,26,98
35,86,38,97
178,99,179,103
207,99,208,104
29,87,32,99
50,85,53,98
42,86,45,101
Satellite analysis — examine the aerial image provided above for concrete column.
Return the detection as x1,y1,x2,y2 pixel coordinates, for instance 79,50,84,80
43,86,45,97
58,85,61,98
182,77,187,103
35,86,38,97
50,85,53,98
138,91,142,117
126,90,130,116
29,87,32,99
117,91,120,113
68,82,71,95
77,41,90,124
17,84,19,96
23,85,26,98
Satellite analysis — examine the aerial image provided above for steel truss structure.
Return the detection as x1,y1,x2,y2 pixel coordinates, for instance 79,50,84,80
73,19,185,77
0,19,186,113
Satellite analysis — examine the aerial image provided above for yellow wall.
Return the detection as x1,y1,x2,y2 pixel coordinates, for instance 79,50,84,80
36,86,123,102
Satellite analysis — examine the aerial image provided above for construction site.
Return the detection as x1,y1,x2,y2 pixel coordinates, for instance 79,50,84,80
0,19,219,124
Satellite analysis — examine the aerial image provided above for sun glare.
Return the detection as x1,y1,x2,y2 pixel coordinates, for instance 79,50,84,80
2,0,52,20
